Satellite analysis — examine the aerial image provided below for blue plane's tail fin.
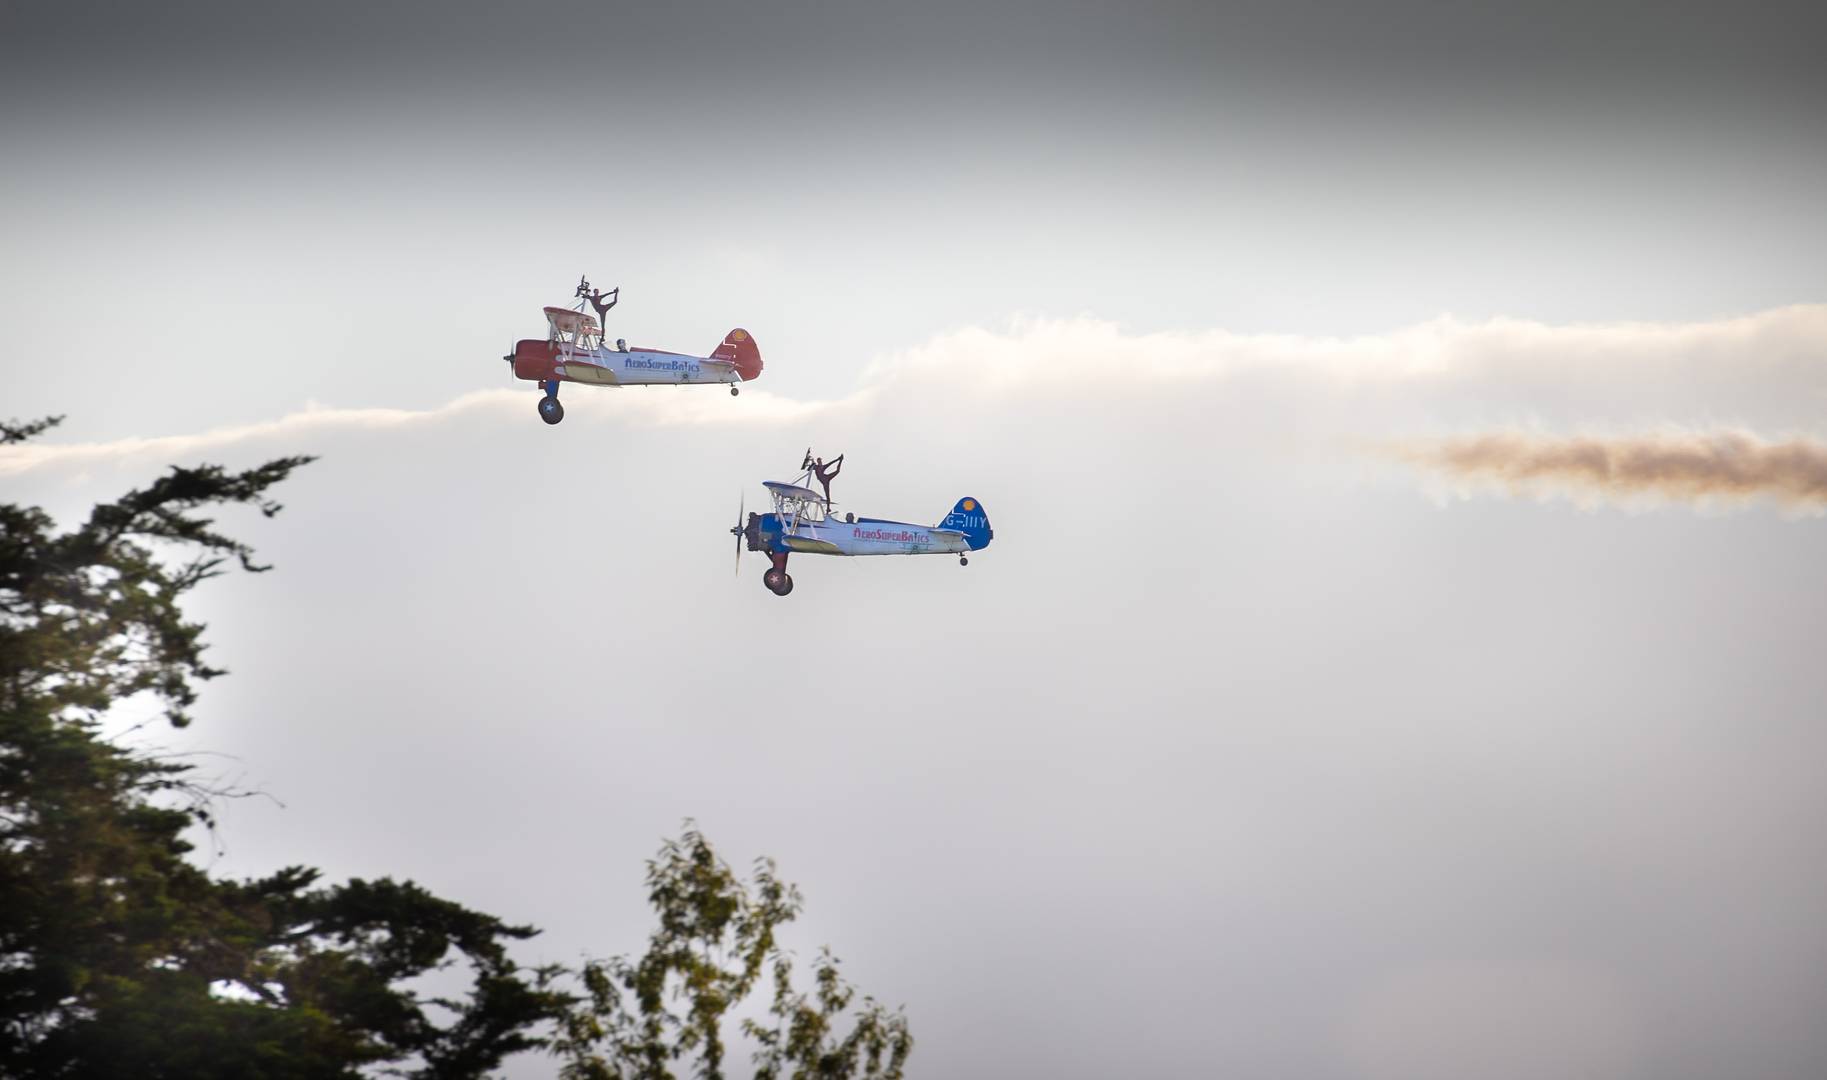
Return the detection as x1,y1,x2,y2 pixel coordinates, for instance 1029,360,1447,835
938,497,993,550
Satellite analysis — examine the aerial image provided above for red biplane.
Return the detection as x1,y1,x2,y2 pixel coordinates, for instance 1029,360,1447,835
503,277,762,424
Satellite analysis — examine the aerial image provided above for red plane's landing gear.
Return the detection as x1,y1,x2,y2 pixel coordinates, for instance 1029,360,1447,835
538,382,564,425
730,386,740,397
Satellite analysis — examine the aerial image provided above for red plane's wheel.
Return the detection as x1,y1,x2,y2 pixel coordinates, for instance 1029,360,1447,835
538,397,564,425
730,386,740,397
773,574,794,596
763,568,785,592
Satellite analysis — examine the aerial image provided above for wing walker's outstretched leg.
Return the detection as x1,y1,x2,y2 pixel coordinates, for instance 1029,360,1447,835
812,454,844,504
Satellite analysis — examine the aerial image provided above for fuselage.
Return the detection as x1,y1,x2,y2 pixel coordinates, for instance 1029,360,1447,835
511,340,740,388
755,513,974,557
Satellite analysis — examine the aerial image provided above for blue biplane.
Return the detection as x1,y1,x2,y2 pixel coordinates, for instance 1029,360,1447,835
730,453,992,596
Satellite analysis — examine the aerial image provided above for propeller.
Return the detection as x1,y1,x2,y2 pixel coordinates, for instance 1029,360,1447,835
503,342,517,385
728,493,746,577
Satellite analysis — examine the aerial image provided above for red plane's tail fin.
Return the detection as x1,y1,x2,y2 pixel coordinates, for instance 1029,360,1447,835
712,329,763,383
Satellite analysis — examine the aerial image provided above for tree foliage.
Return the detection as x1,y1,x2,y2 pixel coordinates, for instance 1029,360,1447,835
552,825,911,1080
0,418,566,1077
0,417,911,1078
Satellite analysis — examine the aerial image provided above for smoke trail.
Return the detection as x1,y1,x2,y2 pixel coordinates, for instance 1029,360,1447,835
0,386,844,477
1389,430,1827,511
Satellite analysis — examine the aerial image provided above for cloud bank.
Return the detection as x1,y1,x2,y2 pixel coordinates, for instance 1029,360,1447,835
9,305,1825,517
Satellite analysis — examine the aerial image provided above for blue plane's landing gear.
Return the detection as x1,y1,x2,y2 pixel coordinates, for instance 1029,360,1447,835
764,552,793,596
538,382,564,425
960,555,969,567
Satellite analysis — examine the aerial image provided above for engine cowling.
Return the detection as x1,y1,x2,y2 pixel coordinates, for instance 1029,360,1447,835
510,339,560,382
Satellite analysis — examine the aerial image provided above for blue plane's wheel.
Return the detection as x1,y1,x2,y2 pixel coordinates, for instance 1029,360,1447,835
538,397,564,425
730,386,740,397
960,556,969,567
763,568,786,593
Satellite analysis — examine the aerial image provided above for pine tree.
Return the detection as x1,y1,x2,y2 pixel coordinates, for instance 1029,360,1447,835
0,417,565,1078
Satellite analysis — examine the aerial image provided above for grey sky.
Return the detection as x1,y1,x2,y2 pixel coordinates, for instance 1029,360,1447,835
6,0,1827,435
4,2,1827,1078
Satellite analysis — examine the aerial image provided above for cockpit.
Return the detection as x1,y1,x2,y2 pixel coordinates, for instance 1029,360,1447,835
763,481,829,525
